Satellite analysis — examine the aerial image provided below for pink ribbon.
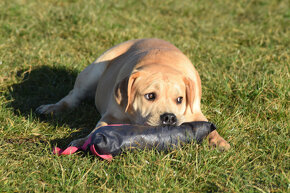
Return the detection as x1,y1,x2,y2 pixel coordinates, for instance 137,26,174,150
53,136,113,161
52,124,127,161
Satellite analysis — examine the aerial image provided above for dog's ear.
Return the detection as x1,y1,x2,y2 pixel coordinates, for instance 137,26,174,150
114,72,141,112
183,77,195,114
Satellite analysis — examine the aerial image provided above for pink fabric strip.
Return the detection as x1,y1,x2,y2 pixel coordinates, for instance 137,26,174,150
53,136,113,160
90,145,113,161
106,124,126,126
53,146,79,155
81,136,92,151
52,124,124,159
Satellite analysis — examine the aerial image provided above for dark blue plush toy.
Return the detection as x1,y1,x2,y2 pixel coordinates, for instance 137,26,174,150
54,121,216,161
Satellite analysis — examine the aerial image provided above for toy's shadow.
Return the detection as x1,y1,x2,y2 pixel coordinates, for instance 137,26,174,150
6,65,101,147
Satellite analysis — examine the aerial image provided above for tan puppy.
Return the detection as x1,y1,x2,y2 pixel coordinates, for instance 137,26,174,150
36,38,230,150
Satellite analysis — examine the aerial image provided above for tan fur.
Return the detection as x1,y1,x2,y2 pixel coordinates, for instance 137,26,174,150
36,38,230,150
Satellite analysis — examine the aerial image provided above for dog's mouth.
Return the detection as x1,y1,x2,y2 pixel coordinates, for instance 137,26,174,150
142,120,159,127
143,120,181,127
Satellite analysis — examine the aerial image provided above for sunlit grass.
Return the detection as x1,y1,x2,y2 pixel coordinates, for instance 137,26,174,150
0,0,289,192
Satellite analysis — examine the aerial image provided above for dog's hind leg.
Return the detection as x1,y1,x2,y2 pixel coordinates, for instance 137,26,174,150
36,40,138,115
36,60,108,114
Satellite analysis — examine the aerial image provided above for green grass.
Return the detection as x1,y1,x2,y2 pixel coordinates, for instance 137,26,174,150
0,0,289,192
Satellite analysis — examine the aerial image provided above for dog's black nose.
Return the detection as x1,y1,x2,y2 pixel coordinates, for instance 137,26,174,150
160,113,177,126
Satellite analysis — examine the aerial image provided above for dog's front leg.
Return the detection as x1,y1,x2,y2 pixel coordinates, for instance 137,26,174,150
189,112,231,151
208,130,231,151
68,113,130,148
68,121,108,148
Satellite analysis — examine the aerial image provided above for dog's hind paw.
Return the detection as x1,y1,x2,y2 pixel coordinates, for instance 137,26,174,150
36,104,62,115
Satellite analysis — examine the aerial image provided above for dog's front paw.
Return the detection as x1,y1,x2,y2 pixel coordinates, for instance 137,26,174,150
209,136,231,151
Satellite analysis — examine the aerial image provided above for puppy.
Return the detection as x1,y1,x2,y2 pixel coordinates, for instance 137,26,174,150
36,38,230,150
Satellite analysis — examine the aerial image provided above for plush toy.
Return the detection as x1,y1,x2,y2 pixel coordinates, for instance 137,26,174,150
54,121,216,161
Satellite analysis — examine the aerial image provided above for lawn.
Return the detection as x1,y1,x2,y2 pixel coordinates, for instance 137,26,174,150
0,0,289,192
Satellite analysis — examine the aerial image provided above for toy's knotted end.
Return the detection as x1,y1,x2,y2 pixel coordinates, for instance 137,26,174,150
81,136,92,151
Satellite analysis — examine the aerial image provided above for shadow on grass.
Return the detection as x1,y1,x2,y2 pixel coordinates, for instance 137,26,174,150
5,65,101,148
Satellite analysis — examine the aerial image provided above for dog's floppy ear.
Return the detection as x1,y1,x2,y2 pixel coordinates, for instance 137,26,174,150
183,77,195,114
114,72,141,112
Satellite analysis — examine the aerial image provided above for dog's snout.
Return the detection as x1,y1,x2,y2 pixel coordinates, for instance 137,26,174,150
160,113,177,126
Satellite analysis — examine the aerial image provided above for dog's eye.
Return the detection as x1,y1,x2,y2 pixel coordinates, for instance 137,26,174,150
176,97,183,104
144,93,156,101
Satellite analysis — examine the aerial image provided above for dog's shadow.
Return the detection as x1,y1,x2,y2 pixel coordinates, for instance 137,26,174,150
6,65,100,148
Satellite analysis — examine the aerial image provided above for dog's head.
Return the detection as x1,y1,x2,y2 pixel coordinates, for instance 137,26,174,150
114,69,197,126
